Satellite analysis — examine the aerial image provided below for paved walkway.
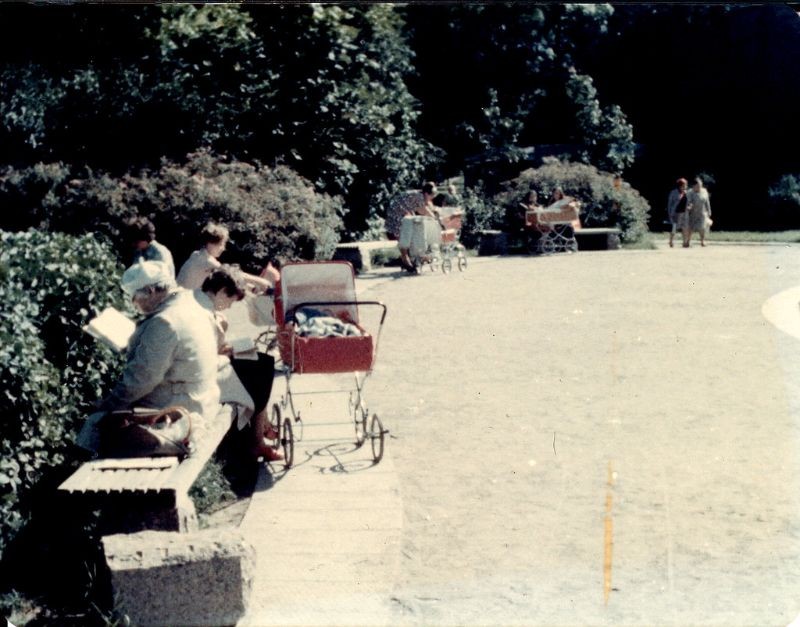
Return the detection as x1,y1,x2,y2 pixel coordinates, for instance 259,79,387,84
238,269,401,626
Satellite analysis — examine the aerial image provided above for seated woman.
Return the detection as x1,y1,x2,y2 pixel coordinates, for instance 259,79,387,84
195,265,283,462
177,222,275,294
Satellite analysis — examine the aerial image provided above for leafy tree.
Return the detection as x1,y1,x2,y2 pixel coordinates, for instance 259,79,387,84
0,4,434,239
405,3,634,185
565,69,634,174
242,4,437,236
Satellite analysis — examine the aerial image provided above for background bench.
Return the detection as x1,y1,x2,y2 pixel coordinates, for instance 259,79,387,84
58,405,235,534
575,227,622,251
332,240,397,272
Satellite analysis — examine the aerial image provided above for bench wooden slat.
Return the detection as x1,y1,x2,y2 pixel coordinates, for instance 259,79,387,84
59,405,233,496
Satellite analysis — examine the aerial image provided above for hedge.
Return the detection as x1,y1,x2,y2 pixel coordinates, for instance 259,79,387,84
0,230,126,558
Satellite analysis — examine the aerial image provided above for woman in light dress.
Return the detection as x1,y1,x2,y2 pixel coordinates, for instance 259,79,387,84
686,177,713,247
177,222,277,290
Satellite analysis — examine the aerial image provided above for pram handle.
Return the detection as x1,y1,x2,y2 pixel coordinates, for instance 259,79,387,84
286,301,387,326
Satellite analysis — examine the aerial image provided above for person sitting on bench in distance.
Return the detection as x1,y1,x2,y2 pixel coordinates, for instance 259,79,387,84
77,260,220,455
123,216,175,278
195,265,284,462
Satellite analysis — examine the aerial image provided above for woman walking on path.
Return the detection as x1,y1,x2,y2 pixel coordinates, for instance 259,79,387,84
666,178,688,248
687,177,713,247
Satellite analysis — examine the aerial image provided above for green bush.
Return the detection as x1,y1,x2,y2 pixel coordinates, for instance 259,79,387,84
459,183,505,249
0,162,71,232
494,158,651,242
0,230,126,558
767,174,800,230
119,151,345,272
0,151,344,275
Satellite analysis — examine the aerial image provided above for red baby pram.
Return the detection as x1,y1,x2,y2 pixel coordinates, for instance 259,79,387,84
270,261,388,466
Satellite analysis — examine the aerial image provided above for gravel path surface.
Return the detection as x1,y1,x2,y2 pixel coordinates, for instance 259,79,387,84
241,243,800,626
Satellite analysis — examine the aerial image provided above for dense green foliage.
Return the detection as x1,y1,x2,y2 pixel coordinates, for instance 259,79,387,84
0,151,344,271
1,4,799,230
494,159,651,242
0,4,435,238
767,174,800,231
0,231,126,558
405,3,635,186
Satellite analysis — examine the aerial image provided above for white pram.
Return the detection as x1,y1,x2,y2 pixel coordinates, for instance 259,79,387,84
399,215,442,273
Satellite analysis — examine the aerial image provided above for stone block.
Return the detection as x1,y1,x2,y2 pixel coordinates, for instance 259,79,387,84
103,528,256,627
478,230,508,256
332,244,369,272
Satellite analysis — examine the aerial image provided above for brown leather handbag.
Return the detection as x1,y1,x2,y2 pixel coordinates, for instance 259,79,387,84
100,406,193,459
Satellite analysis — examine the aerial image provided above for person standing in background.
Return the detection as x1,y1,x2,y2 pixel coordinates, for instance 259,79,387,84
666,178,689,248
687,177,713,247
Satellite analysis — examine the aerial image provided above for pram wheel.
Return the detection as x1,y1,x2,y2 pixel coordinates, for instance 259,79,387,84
369,414,385,464
441,257,452,274
457,255,467,271
354,404,368,447
538,238,555,255
269,403,282,443
281,415,294,468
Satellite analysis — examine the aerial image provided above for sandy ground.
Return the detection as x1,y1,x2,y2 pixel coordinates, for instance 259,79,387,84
354,243,800,626
227,242,800,626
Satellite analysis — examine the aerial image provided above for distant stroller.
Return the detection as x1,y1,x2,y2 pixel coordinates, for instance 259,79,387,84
437,207,468,273
525,198,582,254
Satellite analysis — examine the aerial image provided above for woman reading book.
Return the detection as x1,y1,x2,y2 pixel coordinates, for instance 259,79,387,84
77,260,219,455
194,265,283,462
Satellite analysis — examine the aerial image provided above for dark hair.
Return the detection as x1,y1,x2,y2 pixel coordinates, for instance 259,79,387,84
123,216,156,244
421,181,437,196
200,223,230,246
676,178,688,187
201,264,247,299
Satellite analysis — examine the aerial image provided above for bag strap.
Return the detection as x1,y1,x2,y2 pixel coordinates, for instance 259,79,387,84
115,406,191,431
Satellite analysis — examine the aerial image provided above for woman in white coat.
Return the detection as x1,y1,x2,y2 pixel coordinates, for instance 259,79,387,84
687,177,713,247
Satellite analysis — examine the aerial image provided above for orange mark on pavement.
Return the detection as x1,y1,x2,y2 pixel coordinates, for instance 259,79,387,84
603,461,615,605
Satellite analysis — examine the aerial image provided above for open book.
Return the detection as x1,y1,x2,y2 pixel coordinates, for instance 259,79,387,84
228,336,259,361
83,307,136,352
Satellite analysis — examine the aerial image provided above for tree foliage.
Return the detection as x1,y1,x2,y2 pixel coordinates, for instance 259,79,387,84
405,3,634,184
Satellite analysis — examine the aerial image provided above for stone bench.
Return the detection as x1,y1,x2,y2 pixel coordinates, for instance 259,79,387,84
103,528,255,627
58,404,236,534
478,229,508,256
575,227,622,251
332,240,398,273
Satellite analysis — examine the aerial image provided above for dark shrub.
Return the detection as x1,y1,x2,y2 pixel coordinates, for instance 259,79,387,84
0,162,71,232
494,158,651,242
767,174,800,230
459,183,505,249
